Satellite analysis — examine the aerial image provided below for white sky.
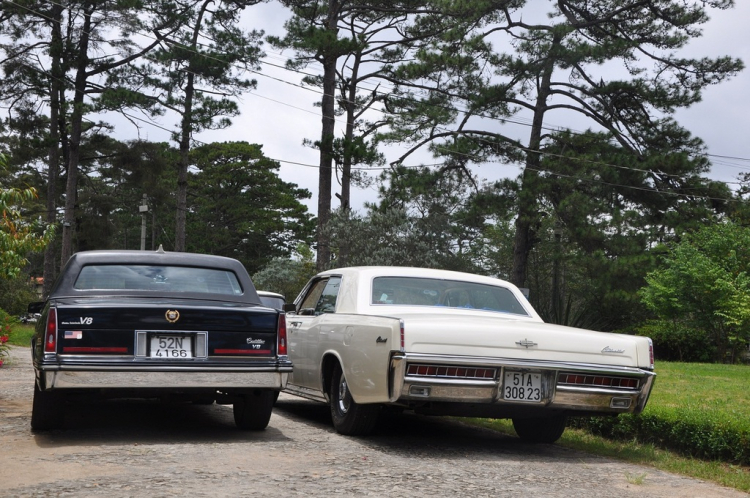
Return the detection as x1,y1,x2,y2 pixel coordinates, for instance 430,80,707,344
130,1,750,213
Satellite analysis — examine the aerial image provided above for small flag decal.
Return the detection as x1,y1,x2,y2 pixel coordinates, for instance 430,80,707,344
65,331,83,340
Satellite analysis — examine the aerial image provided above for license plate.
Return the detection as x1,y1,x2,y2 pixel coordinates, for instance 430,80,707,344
150,335,192,359
503,371,542,402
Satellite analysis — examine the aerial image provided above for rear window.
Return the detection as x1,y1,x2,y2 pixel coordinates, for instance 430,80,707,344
74,265,243,295
371,276,529,316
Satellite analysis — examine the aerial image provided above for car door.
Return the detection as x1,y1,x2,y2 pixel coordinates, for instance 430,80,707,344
287,276,341,389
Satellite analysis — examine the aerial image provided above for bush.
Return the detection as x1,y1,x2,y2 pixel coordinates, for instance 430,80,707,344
638,320,715,362
0,275,40,316
570,361,750,465
571,411,750,465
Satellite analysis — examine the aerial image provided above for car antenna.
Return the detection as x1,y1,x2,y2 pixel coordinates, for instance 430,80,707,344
156,244,166,254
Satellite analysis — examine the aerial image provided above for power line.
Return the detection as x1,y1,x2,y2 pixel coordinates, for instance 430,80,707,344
4,0,750,195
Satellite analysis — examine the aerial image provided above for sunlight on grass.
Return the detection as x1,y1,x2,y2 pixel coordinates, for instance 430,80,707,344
465,418,750,492
8,323,35,347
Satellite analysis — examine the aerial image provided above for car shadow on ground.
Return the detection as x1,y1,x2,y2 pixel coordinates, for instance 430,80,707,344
32,398,290,448
272,395,580,463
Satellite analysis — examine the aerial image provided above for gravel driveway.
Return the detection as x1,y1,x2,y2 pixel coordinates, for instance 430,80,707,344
0,346,745,497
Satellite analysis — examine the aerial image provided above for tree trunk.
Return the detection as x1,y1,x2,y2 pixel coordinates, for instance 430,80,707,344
175,69,193,252
60,4,93,267
315,0,339,271
43,4,64,297
511,36,559,288
175,0,211,252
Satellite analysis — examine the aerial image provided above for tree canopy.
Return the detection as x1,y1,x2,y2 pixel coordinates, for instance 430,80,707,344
640,221,750,363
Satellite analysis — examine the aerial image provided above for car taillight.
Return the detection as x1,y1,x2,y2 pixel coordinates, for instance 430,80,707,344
648,338,654,369
277,313,287,356
399,319,405,353
44,308,57,353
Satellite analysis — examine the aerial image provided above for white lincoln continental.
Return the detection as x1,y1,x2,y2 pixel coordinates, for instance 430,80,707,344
283,267,655,443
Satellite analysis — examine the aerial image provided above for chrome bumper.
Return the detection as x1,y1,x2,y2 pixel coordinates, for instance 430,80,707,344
389,353,655,415
40,369,289,390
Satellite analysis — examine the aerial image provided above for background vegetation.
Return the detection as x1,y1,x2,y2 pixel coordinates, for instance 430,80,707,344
1,1,749,360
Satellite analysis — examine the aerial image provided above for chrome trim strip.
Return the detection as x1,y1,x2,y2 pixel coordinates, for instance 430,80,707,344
43,370,288,389
404,376,496,388
40,363,293,372
284,383,327,403
389,354,406,402
401,353,655,378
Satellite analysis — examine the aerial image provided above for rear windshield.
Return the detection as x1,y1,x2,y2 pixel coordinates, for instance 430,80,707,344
74,265,243,295
371,276,529,316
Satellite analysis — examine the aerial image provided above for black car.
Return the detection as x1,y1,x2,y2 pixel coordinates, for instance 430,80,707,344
30,249,291,431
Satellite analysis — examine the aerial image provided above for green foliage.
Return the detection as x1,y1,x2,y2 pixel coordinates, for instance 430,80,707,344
0,154,54,279
251,245,317,301
7,322,35,348
186,142,315,274
640,221,750,363
0,275,39,316
637,320,715,362
570,362,750,465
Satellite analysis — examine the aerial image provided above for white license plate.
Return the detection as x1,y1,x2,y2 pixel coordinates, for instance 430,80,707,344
503,371,542,402
150,335,192,359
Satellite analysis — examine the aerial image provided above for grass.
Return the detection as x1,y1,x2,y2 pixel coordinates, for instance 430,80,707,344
467,418,750,492
7,323,35,347
464,360,750,493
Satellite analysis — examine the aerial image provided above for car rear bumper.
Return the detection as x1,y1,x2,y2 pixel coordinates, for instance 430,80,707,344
389,353,655,416
35,357,292,391
39,369,289,390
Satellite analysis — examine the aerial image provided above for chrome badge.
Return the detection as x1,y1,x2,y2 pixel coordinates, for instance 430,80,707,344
165,310,180,323
602,346,625,354
516,338,537,348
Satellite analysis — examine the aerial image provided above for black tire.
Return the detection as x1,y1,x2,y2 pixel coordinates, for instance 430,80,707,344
329,364,380,436
233,390,275,430
512,415,567,444
31,382,64,431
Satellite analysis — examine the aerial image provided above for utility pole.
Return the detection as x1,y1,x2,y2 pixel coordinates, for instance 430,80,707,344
139,194,149,251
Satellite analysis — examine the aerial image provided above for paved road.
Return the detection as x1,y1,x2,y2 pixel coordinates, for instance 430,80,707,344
0,346,745,497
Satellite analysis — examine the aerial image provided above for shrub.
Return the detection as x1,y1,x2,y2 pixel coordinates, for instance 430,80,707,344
637,320,715,362
571,411,750,465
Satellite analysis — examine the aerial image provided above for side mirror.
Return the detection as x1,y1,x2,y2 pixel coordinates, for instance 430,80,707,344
28,302,44,314
283,303,297,313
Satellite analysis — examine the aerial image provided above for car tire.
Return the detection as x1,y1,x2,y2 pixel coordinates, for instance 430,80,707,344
512,415,567,444
233,390,275,430
31,382,64,431
329,364,380,436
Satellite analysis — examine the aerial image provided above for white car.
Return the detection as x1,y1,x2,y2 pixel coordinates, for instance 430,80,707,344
284,266,655,442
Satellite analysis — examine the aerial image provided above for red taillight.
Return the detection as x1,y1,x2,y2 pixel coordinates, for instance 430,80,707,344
648,339,654,369
44,308,57,353
399,319,405,352
277,313,287,356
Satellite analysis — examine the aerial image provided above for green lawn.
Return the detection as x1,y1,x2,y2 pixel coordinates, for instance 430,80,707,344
469,361,750,492
7,322,35,347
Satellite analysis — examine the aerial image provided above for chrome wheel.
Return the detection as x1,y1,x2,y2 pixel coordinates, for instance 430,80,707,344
329,363,381,436
337,376,351,414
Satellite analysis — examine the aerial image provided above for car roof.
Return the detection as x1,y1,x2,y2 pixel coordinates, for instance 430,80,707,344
48,249,260,304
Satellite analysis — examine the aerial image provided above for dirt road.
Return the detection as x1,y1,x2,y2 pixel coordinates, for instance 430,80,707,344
0,346,745,497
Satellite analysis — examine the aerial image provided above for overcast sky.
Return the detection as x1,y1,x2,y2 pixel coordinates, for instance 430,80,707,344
129,1,750,213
